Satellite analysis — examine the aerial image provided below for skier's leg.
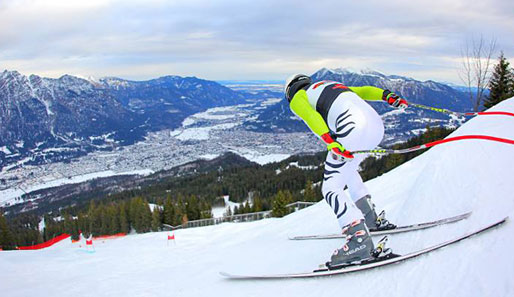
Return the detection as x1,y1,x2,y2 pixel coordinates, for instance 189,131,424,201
340,154,369,202
322,154,376,265
321,152,363,229
336,153,390,230
326,93,394,230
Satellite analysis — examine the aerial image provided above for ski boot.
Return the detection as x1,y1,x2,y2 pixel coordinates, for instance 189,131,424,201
355,195,397,231
328,219,374,269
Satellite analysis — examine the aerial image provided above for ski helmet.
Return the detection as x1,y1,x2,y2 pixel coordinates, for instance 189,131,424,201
284,74,311,102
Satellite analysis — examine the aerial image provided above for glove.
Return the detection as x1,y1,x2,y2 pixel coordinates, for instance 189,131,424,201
383,90,408,109
321,133,354,161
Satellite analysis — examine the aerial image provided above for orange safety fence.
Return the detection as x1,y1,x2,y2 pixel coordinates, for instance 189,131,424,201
93,233,126,240
70,233,127,243
17,234,71,250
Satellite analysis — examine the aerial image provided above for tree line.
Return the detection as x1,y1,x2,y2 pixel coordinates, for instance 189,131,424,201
0,194,213,249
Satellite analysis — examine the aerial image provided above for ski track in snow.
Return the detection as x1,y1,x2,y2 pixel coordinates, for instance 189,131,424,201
1,99,514,296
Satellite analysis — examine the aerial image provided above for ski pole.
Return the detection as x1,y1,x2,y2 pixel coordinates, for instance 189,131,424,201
352,135,514,156
409,103,514,118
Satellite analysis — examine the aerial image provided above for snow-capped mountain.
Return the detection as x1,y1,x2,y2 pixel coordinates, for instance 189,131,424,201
0,70,141,166
245,68,471,145
0,70,246,169
1,98,512,297
99,76,246,130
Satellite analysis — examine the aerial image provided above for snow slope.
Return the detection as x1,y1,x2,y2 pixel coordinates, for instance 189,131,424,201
1,99,514,297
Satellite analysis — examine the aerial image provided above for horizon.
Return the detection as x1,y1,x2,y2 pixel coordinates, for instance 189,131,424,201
1,0,513,85
0,67,470,87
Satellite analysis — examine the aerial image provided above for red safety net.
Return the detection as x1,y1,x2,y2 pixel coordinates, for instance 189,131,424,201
17,234,71,250
92,233,126,240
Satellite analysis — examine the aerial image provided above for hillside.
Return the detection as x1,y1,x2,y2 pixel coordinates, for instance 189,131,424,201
1,99,513,297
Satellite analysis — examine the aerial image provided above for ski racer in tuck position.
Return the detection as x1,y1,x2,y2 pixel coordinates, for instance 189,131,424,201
284,74,408,266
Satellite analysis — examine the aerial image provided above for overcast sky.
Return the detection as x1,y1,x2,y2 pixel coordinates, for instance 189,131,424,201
1,0,513,83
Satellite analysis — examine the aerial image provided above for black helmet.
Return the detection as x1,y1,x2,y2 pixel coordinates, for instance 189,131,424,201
284,74,311,102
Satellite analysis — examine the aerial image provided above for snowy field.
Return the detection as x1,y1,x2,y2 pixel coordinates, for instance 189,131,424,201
0,169,154,207
1,99,513,297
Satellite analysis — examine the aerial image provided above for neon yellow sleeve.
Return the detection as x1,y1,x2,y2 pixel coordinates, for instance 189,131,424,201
349,86,384,101
289,89,330,137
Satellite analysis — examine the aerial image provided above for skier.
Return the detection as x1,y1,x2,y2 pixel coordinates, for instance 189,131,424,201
284,74,408,266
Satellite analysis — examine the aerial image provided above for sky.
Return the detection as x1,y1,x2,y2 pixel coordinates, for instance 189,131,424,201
0,0,513,84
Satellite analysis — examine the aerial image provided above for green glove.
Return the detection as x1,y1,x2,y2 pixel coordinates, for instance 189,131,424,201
322,133,354,161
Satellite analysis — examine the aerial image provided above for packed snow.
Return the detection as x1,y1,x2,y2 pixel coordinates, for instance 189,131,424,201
212,195,244,218
1,99,513,296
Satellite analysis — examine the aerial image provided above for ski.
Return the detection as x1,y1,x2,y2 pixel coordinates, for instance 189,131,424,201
289,212,472,240
220,216,507,280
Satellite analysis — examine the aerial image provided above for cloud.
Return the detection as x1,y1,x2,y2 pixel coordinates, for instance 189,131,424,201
0,0,512,83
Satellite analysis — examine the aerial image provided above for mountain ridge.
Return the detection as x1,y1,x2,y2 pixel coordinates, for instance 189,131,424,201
0,70,247,169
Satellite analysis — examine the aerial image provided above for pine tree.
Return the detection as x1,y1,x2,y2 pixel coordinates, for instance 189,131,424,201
223,206,233,218
163,197,176,226
77,212,88,236
99,204,110,235
484,52,514,109
43,215,56,241
119,203,130,234
181,213,189,226
200,201,213,219
129,197,142,232
252,194,263,212
271,190,293,218
303,180,318,202
88,200,100,236
0,212,16,250
177,195,187,226
141,199,153,233
151,208,162,232
63,212,79,239
185,195,200,221
109,205,120,235
242,200,251,214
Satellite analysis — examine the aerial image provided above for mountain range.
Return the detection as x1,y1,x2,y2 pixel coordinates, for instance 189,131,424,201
0,70,247,169
1,68,474,171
